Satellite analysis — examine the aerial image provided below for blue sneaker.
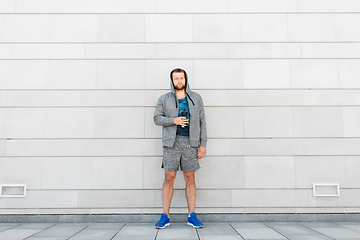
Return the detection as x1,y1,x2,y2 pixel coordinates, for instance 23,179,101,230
155,213,170,229
187,212,203,228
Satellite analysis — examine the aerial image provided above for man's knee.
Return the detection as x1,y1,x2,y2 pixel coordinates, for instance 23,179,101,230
183,172,195,184
164,170,177,183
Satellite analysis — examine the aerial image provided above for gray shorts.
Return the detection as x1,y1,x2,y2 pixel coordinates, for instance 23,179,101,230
162,135,200,172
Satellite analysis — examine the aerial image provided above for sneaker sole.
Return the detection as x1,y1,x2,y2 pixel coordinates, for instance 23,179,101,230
155,223,170,229
187,222,203,228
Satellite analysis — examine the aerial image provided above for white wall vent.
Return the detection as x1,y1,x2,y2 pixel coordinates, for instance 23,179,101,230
0,184,27,197
313,183,340,197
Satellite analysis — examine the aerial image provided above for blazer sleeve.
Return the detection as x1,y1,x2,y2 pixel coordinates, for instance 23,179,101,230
153,97,176,127
199,96,207,147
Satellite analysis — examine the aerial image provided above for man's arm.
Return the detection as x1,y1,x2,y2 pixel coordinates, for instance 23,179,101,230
199,96,207,147
198,95,207,159
153,97,176,127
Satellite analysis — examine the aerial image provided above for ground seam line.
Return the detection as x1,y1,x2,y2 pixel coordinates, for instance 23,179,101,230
298,223,336,240
0,223,23,233
65,223,90,240
109,223,127,240
22,223,58,240
263,222,290,240
229,223,245,240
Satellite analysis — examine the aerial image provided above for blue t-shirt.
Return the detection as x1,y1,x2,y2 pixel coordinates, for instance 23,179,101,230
177,97,190,136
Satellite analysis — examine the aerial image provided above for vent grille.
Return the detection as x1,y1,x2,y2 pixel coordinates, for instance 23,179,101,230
0,185,27,197
313,183,340,197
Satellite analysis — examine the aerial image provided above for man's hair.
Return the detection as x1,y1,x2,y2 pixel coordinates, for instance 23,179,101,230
170,68,187,81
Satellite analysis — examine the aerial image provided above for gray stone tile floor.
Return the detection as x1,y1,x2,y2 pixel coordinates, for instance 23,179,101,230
1,222,360,240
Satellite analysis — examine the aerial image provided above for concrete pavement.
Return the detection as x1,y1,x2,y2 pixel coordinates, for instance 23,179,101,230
1,222,360,239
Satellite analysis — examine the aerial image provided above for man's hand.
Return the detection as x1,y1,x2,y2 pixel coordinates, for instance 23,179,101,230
174,117,189,127
198,146,206,159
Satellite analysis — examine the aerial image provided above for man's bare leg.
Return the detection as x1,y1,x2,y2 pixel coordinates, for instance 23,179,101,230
163,170,177,215
183,171,196,215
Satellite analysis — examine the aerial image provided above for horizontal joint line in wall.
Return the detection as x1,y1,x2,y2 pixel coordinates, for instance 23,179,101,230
0,207,351,209
0,206,353,210
0,207,356,210
2,58,360,61
0,106,352,109
2,137,360,140
2,155,360,158
2,88,360,91
1,12,360,14
2,42,360,44
24,188,324,191
1,106,360,108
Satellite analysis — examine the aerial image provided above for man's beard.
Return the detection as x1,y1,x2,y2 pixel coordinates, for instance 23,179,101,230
174,84,185,90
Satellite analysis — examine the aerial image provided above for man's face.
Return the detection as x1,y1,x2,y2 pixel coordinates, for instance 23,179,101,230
172,72,186,90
